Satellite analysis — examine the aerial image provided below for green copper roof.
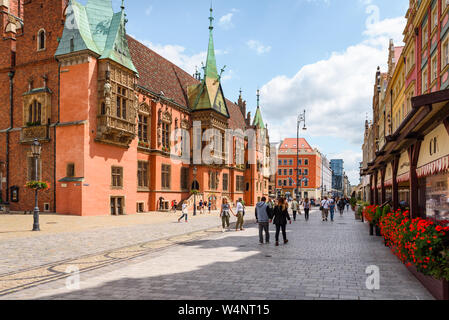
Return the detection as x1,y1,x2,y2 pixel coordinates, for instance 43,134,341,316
205,8,218,80
252,107,265,129
187,7,228,118
252,90,265,129
56,0,137,74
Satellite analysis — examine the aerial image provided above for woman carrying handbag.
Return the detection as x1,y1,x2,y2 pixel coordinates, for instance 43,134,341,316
272,198,292,246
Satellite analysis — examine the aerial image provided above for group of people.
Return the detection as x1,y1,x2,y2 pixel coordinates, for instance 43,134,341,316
319,196,350,222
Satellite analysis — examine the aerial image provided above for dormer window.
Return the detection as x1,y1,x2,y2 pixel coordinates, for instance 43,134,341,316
38,29,46,51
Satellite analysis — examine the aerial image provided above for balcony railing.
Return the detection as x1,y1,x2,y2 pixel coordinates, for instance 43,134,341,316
96,115,136,148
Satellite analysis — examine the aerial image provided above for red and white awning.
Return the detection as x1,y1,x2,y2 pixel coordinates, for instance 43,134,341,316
396,172,410,183
417,155,449,178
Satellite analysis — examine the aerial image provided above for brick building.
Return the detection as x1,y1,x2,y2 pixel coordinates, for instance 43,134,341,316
0,0,271,216
275,138,322,201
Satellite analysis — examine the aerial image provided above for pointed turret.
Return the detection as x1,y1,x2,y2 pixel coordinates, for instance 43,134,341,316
187,6,229,117
205,6,218,79
252,90,265,129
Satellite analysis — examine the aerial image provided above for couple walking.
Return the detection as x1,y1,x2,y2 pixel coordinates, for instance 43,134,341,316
220,198,245,232
290,198,311,221
256,197,291,247
320,197,337,222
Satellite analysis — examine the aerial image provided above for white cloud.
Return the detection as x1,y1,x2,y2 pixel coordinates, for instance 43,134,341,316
260,16,406,184
218,9,239,30
247,40,272,55
145,6,153,16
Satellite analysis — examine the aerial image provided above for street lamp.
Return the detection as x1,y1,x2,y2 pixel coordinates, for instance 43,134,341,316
193,166,198,216
296,110,307,201
31,138,41,232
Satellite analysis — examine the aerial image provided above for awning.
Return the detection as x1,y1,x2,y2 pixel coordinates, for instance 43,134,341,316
417,155,449,178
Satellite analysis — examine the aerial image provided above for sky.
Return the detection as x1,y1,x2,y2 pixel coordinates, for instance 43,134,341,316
106,0,409,185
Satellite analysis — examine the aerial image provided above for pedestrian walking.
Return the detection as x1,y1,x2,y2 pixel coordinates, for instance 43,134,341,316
337,198,345,216
321,197,330,221
199,200,204,214
208,201,212,214
304,198,311,221
273,198,292,246
235,199,245,231
255,197,273,244
220,198,235,232
291,198,299,221
345,198,350,212
178,203,188,223
329,198,336,222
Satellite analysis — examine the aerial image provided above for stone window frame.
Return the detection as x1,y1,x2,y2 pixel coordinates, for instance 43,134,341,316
22,91,51,127
236,175,244,192
180,167,189,191
138,102,151,144
37,28,46,51
27,153,42,181
222,173,229,191
137,161,149,190
110,196,125,215
161,164,171,190
111,166,123,189
66,163,75,178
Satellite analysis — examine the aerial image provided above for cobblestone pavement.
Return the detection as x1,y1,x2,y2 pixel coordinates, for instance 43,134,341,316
0,210,241,275
0,211,433,300
2,209,434,300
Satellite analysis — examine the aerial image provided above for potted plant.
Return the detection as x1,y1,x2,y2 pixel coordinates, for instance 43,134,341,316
363,205,377,236
380,211,449,300
25,181,50,190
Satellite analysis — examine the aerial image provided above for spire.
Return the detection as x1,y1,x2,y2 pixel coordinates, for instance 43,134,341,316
121,0,125,10
205,6,218,79
256,89,260,108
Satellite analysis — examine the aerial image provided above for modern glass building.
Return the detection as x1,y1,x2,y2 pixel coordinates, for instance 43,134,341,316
330,159,344,196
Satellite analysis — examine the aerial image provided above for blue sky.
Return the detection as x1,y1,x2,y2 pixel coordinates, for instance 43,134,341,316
107,0,409,184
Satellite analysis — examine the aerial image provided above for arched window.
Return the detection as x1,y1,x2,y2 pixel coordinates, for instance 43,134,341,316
37,29,46,51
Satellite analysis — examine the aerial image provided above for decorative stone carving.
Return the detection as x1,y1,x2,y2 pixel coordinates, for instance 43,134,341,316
104,81,112,114
161,111,172,124
181,119,190,130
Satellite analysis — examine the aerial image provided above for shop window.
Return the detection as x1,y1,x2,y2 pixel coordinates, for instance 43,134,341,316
111,166,123,188
443,37,449,68
161,164,171,190
425,172,449,223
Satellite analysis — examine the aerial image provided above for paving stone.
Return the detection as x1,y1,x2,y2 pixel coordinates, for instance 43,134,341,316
2,209,435,300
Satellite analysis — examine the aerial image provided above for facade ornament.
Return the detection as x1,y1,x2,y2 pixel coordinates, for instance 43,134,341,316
104,81,112,114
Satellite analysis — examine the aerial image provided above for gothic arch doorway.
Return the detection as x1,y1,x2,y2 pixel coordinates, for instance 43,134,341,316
192,180,200,191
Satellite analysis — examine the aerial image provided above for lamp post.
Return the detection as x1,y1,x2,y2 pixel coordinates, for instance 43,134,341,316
296,111,307,201
31,139,41,232
193,166,198,216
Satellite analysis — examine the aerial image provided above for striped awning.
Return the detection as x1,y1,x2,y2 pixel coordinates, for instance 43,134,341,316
417,155,449,178
396,172,410,183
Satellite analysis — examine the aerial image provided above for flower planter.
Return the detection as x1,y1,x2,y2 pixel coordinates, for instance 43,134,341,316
406,264,449,300
369,223,374,236
375,224,381,236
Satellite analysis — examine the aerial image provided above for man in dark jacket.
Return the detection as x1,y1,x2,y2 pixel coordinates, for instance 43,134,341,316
255,197,273,244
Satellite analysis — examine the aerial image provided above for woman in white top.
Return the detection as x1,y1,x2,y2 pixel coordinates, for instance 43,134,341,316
178,203,188,223
235,199,245,231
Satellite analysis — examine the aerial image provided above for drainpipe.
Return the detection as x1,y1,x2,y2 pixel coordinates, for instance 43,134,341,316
6,71,15,203
54,62,61,212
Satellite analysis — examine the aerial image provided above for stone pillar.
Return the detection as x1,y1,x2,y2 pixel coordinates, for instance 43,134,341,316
380,166,386,204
